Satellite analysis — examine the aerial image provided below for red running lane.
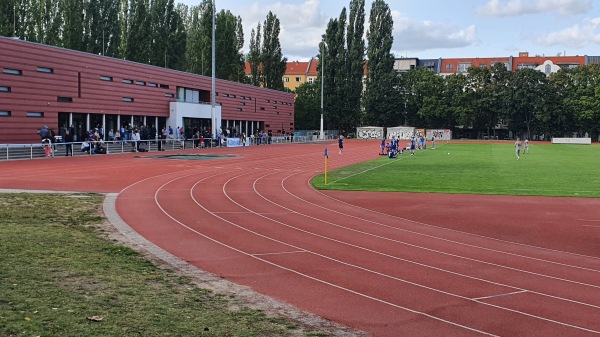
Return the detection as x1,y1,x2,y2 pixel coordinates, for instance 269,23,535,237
1,140,599,336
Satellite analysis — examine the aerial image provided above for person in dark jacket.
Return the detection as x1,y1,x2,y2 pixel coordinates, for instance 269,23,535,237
64,129,74,156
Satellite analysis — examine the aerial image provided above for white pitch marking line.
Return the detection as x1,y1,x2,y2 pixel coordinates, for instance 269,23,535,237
252,250,307,256
473,290,528,301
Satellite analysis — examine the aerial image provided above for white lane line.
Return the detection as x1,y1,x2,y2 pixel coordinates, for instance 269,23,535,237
578,219,600,222
225,171,600,333
311,178,600,263
294,177,600,273
252,250,307,256
582,225,600,228
158,170,501,336
149,168,600,335
473,290,529,301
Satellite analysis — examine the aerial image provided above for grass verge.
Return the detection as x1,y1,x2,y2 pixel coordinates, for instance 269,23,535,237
0,193,330,337
313,143,600,197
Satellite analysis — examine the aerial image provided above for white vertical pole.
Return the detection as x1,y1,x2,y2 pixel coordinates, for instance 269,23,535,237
211,0,217,139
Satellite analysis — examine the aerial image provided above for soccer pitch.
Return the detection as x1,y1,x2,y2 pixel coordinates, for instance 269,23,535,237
313,143,600,198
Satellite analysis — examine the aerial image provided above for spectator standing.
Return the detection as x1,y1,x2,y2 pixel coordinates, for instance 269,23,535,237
64,129,74,156
338,135,344,155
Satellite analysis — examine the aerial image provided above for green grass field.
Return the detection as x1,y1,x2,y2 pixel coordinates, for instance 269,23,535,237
0,193,329,337
313,143,600,198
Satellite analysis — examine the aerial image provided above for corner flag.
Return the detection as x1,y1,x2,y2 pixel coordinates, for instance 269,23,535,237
324,147,328,185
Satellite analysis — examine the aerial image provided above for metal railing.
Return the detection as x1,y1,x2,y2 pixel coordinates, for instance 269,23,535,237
0,136,315,161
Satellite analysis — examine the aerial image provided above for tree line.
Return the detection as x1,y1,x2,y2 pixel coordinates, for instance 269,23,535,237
2,0,599,139
0,0,286,89
294,0,600,140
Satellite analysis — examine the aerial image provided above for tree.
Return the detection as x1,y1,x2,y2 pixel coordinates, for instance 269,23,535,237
363,0,399,127
124,0,152,64
321,8,347,131
0,0,17,37
248,22,262,86
215,10,244,81
294,82,321,130
507,68,548,139
261,11,286,90
183,4,203,74
342,0,365,133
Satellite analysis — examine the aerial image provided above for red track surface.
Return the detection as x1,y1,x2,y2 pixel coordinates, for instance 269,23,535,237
1,140,599,336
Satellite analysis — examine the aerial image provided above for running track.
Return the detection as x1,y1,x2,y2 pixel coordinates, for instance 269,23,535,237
1,140,599,336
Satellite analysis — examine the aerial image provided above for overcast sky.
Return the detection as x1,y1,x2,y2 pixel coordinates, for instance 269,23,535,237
179,0,600,61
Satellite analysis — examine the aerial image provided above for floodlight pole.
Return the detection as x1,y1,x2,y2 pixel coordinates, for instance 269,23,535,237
211,0,217,139
320,41,327,140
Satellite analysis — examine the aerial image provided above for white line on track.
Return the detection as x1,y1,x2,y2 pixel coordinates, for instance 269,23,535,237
207,170,599,334
152,170,501,336
310,179,600,263
303,182,600,273
579,219,600,222
134,158,600,335
472,290,529,301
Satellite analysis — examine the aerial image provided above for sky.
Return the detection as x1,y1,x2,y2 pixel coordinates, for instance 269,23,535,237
179,0,600,61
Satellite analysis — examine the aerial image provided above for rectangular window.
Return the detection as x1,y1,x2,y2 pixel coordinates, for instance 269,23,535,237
245,96,251,100
457,63,471,73
57,96,73,102
3,68,22,75
308,78,314,83
160,84,169,89
230,94,236,98
26,112,44,117
445,64,453,69
0,111,11,117
480,64,487,68
135,81,145,86
165,93,174,98
260,107,265,110
0,86,11,92
223,93,230,98
236,108,242,111
240,102,246,106
100,76,113,81
122,97,134,102
37,67,53,74
148,82,158,87
284,77,289,82
122,79,133,84
240,96,245,99
272,106,277,109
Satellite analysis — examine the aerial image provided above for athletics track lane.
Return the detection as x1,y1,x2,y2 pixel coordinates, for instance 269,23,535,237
113,141,600,337
1,140,598,336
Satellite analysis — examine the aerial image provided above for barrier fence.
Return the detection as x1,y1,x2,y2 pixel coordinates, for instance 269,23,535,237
0,136,314,161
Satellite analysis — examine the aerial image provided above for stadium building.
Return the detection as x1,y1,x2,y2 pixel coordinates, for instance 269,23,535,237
0,36,295,143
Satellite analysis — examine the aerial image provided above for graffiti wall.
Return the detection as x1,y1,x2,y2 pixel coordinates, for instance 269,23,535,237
357,127,384,140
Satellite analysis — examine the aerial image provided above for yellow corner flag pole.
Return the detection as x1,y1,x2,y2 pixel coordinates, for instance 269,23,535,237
324,147,328,185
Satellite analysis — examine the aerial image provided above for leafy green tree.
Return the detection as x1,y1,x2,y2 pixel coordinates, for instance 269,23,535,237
124,0,151,63
215,10,244,81
183,4,204,74
341,0,365,133
363,0,399,127
506,68,548,139
294,81,321,130
248,22,262,86
321,8,347,131
261,11,286,90
0,0,17,37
